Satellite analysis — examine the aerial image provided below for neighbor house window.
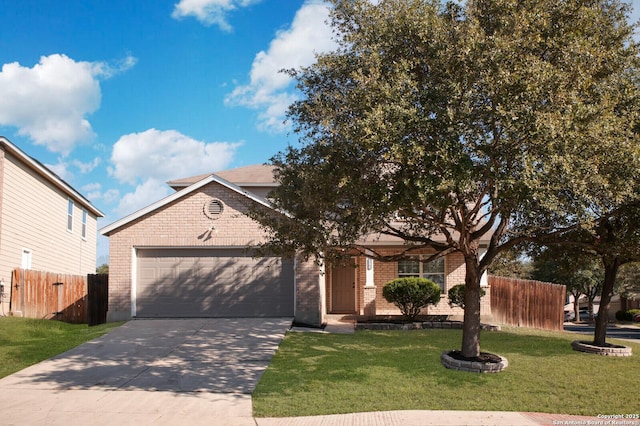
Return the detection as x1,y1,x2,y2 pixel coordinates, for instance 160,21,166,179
81,209,87,239
67,199,74,232
398,257,446,292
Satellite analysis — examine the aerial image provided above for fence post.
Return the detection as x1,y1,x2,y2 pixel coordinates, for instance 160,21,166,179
87,274,108,326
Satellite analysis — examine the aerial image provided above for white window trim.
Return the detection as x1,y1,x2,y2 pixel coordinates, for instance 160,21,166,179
397,256,446,293
67,198,74,233
81,209,88,240
21,248,32,270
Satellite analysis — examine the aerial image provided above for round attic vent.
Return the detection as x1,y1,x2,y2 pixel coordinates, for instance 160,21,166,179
204,199,224,219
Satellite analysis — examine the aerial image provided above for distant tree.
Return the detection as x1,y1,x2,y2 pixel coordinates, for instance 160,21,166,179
253,0,640,359
616,262,640,300
531,247,602,322
557,204,640,343
488,249,532,280
448,284,485,310
96,264,109,274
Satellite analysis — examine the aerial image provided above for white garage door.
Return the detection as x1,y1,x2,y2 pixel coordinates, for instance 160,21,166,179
136,248,294,317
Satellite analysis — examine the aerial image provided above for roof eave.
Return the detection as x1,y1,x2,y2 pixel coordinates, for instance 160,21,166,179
0,136,104,218
100,174,276,236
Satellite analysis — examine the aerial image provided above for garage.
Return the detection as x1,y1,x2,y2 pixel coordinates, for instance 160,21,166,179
135,248,294,318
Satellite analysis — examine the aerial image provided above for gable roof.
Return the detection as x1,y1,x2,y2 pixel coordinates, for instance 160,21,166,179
99,172,275,236
167,164,276,190
0,136,104,217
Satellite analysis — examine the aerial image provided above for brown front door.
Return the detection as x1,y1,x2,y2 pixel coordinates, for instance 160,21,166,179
331,265,356,313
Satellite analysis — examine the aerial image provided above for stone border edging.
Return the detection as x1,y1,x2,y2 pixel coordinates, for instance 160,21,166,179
355,321,500,331
571,340,633,357
440,350,509,373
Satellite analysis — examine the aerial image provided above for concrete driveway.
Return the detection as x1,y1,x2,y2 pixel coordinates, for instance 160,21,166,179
0,318,292,425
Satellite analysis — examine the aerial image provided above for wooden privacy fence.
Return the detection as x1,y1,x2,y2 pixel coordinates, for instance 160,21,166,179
10,269,108,325
489,275,566,331
87,273,108,326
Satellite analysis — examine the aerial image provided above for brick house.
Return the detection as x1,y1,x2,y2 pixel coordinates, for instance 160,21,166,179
100,164,490,326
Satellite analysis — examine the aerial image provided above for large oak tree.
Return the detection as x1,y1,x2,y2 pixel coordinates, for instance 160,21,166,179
255,0,640,358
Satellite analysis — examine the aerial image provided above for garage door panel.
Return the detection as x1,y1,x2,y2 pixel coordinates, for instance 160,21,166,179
136,249,294,318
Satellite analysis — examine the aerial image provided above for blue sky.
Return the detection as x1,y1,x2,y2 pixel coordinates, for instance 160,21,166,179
0,0,639,266
0,0,337,264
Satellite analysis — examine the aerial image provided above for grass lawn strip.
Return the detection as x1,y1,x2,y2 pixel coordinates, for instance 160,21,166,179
253,326,639,417
0,317,123,379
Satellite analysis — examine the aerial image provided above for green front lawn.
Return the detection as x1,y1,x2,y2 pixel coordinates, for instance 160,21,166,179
253,327,640,417
0,317,123,378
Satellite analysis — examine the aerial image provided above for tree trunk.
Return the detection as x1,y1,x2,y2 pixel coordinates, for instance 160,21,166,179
461,255,482,358
572,289,581,322
593,257,619,346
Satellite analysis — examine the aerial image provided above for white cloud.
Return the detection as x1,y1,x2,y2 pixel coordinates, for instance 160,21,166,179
82,182,102,192
109,128,240,216
73,157,101,174
172,0,262,31
45,160,72,181
115,178,172,217
102,189,121,204
0,53,136,155
226,1,336,132
109,128,240,185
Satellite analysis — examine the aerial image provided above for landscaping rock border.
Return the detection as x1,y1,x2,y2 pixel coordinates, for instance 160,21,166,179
355,321,500,331
571,340,633,357
440,350,508,373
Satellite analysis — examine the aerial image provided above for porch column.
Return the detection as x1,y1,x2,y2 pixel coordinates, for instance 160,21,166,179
479,247,490,316
363,255,376,316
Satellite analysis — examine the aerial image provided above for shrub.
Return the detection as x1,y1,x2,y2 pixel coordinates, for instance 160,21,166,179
615,309,640,321
382,277,441,321
447,284,486,309
627,309,640,321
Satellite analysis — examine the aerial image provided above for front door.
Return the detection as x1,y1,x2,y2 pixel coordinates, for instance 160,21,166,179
331,265,356,313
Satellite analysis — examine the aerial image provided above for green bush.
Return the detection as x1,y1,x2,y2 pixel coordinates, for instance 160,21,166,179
447,284,486,309
382,277,441,321
615,309,640,321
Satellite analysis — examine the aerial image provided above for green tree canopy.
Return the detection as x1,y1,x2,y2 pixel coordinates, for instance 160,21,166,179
254,0,640,358
538,201,640,344
488,249,532,279
531,245,603,322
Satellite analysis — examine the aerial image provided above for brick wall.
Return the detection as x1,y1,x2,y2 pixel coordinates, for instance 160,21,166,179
106,181,323,325
345,249,491,317
294,256,324,326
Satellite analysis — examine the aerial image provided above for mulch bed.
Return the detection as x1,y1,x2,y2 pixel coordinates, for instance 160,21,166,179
446,350,503,364
356,315,449,324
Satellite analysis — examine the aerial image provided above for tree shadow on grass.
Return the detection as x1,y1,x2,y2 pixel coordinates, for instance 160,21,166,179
256,328,640,417
261,328,637,391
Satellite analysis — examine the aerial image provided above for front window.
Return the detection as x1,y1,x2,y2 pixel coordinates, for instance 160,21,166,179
398,257,446,292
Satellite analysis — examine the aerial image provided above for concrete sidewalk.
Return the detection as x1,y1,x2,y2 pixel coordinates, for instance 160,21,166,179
0,390,602,426
1,389,255,426
256,410,601,425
